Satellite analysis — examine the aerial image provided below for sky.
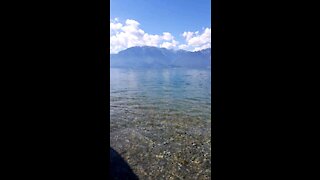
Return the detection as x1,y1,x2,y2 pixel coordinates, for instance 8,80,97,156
110,0,211,54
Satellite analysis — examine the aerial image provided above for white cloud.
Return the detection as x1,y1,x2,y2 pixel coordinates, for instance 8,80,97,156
178,44,188,50
180,28,211,52
143,34,161,46
194,43,211,52
188,28,211,46
125,19,140,27
160,40,178,49
110,22,122,32
110,18,164,53
162,32,173,41
110,18,211,54
182,32,194,41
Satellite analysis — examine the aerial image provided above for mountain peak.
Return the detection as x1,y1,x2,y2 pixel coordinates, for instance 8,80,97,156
112,46,211,55
110,46,211,69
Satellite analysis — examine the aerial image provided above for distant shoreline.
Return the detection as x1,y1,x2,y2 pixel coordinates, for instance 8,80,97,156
110,46,211,69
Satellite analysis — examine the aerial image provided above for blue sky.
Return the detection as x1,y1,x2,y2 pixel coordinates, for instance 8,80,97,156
110,0,211,53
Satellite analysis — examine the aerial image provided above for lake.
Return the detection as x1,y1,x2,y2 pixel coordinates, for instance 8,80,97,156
110,68,211,179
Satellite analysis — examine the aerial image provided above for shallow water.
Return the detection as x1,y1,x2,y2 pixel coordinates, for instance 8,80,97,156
110,68,211,179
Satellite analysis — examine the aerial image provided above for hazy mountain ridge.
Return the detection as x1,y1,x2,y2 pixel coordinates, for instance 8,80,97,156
110,46,211,68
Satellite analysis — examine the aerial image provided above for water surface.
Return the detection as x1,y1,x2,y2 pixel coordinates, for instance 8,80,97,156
110,68,211,179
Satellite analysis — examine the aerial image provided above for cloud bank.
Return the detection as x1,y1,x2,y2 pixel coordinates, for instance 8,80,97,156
110,18,211,54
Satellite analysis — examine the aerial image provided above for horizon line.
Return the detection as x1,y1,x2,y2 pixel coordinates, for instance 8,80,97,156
110,45,211,55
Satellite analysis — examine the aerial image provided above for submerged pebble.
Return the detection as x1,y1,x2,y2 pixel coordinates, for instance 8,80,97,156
110,68,211,179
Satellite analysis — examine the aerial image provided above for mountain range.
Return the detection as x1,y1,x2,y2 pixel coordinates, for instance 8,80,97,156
110,46,211,68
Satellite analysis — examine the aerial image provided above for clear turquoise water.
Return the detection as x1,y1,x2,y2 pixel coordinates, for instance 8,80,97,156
110,68,211,179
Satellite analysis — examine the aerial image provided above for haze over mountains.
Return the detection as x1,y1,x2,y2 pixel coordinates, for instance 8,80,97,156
110,46,211,68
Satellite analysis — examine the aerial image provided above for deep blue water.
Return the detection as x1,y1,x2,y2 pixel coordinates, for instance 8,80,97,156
110,68,211,179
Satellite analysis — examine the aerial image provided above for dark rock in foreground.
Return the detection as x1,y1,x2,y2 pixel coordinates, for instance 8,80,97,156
110,147,139,180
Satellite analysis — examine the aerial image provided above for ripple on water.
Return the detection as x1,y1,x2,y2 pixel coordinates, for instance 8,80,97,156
110,68,211,179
